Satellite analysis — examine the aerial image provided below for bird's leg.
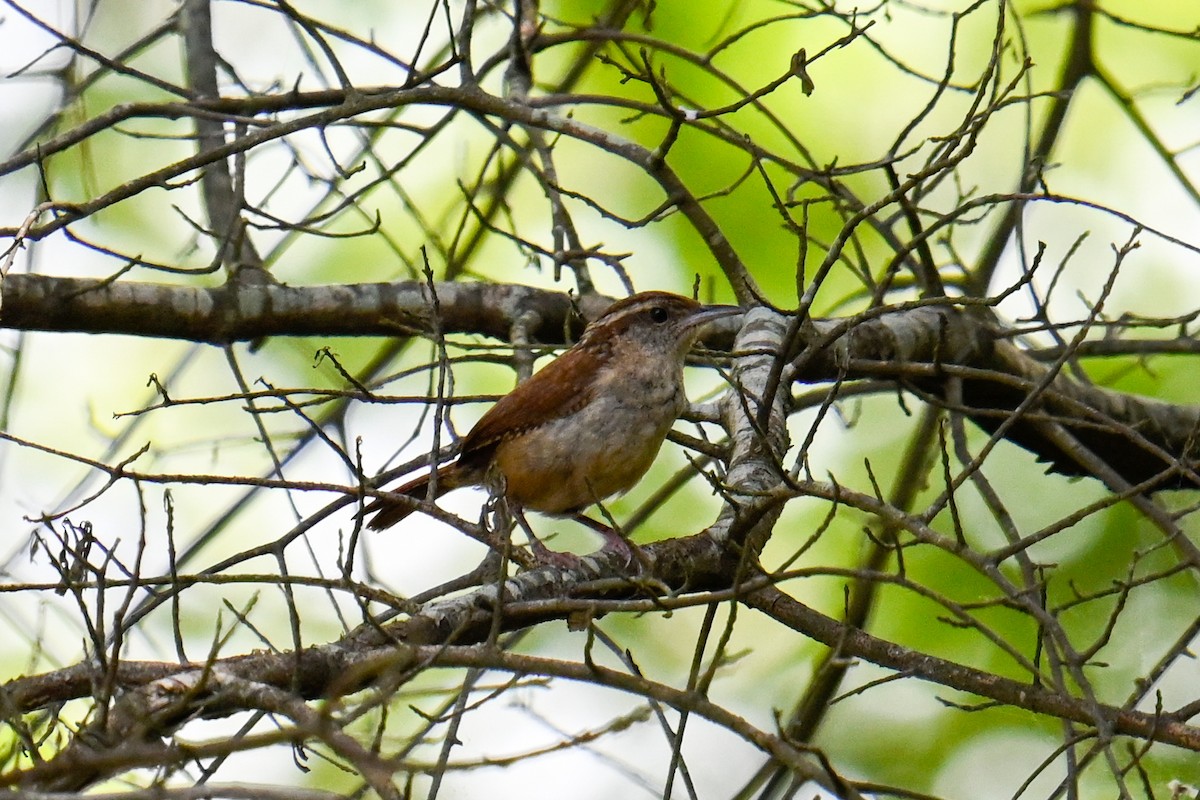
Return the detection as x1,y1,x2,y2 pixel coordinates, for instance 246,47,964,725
480,495,539,571
511,507,584,569
578,482,647,569
572,514,647,571
485,478,577,568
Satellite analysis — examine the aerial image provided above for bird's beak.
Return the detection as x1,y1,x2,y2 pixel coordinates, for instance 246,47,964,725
682,304,743,352
684,303,743,334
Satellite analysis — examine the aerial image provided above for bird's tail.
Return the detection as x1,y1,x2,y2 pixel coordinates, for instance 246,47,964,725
360,463,463,530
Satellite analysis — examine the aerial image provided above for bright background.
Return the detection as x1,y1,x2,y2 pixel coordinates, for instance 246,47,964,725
2,1,1200,797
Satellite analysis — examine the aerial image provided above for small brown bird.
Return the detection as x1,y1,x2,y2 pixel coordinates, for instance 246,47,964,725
362,291,740,557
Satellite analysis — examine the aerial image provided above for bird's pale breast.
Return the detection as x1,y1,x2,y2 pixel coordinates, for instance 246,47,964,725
491,359,685,514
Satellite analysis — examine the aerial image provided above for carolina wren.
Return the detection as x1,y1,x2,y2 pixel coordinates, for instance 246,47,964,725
362,291,740,554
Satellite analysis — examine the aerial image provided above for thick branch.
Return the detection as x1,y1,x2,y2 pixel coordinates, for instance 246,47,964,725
795,305,1200,490
7,555,1200,766
0,275,602,343
2,274,1196,489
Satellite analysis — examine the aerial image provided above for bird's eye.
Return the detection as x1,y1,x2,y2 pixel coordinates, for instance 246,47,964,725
649,306,669,323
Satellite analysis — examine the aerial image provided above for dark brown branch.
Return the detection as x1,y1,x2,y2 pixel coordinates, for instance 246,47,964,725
795,305,1200,491
743,584,1200,749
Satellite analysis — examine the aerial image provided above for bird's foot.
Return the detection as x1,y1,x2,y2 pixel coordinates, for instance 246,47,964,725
511,508,585,569
527,536,587,570
574,515,648,571
513,510,646,571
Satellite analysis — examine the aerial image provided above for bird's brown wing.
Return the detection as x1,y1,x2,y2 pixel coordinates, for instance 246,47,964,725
455,343,604,471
